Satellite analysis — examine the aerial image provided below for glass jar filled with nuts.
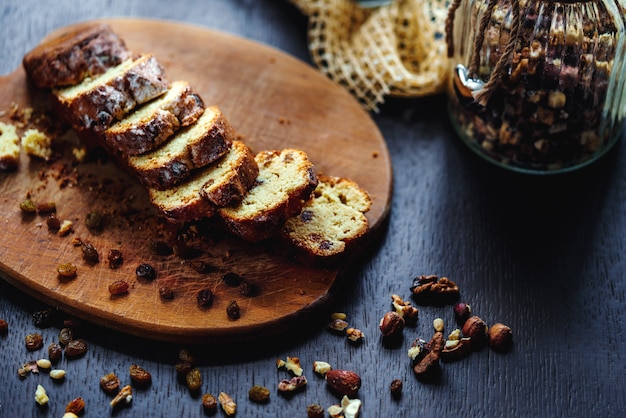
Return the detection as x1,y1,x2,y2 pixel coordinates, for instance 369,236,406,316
445,0,626,173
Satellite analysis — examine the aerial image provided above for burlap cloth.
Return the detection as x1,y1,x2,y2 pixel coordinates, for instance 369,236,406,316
289,0,450,111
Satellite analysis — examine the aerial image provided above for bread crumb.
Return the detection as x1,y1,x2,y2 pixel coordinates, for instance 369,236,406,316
0,121,21,171
72,146,87,163
22,128,52,160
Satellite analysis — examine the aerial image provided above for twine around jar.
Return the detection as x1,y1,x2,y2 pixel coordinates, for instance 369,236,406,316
445,0,522,106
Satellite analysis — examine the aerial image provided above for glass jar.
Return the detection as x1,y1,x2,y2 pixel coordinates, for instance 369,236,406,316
446,0,626,173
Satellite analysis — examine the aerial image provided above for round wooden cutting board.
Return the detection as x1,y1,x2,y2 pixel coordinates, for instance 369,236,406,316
0,19,392,343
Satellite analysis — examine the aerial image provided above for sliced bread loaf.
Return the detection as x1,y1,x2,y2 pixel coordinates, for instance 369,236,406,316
126,105,233,190
147,140,258,221
54,54,170,132
103,80,205,155
281,175,371,262
22,23,131,88
218,148,318,242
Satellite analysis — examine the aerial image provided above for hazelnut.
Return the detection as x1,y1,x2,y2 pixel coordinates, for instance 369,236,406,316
488,323,513,352
379,311,405,338
462,315,488,349
453,302,471,325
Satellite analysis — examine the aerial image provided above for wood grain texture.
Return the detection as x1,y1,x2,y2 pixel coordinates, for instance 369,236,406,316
1,1,626,417
0,19,392,342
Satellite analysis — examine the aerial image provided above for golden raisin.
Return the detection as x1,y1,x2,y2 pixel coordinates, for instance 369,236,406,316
129,364,152,385
108,280,129,296
100,372,121,393
65,339,88,358
25,333,43,351
57,263,77,279
186,368,202,391
65,397,85,414
248,385,270,403
202,393,218,411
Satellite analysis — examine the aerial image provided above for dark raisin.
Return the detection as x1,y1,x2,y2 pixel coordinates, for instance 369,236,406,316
300,210,314,222
108,249,123,269
48,342,63,362
36,201,56,214
81,242,99,263
25,333,43,351
46,213,61,230
226,300,240,320
222,272,243,286
190,260,217,274
150,241,173,256
32,308,59,328
196,289,213,307
65,339,88,358
136,263,156,281
159,286,174,300
239,281,257,297
390,379,403,399
58,327,73,346
85,211,103,230
129,364,152,385
0,318,8,335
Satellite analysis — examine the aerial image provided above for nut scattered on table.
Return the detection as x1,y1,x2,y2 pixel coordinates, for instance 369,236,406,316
325,369,361,397
488,323,513,352
49,369,66,380
462,316,489,350
202,393,218,412
25,333,43,351
379,311,405,339
410,275,460,306
34,384,49,405
218,391,237,416
110,384,133,408
248,385,270,403
277,375,308,394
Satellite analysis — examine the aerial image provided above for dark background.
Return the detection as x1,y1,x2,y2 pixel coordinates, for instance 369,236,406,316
1,1,625,416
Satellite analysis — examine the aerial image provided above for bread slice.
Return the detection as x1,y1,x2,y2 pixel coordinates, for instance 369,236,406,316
103,80,205,155
219,148,318,242
147,140,258,221
199,140,259,207
23,22,131,88
281,175,371,262
0,122,20,171
54,54,170,132
127,105,233,189
148,170,217,222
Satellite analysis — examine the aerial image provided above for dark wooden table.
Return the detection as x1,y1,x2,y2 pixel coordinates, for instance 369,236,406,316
2,1,625,417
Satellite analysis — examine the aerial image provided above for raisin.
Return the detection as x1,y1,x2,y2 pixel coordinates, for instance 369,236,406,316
159,286,174,300
186,368,202,391
46,213,61,230
58,327,73,346
0,319,8,335
202,393,218,411
36,201,56,213
248,385,270,403
136,263,156,281
150,241,173,256
226,300,240,320
25,333,43,351
65,339,88,358
306,404,325,418
85,211,103,230
109,280,129,295
100,372,121,393
129,364,152,385
239,281,257,297
190,260,217,274
197,289,213,307
48,342,63,363
57,263,77,278
222,272,243,286
32,308,59,328
65,397,85,414
107,249,123,269
81,242,99,263
19,199,36,213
